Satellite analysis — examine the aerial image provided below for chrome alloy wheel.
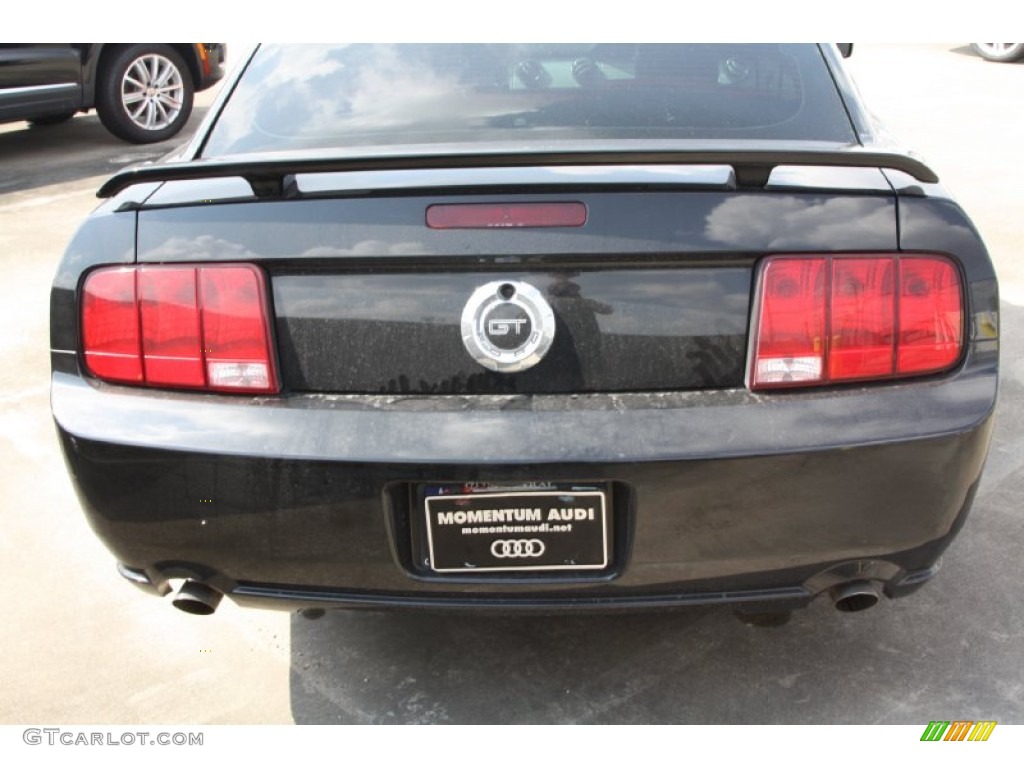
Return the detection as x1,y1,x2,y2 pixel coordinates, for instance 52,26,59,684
974,43,1015,55
975,43,1016,57
971,42,1024,62
120,54,185,131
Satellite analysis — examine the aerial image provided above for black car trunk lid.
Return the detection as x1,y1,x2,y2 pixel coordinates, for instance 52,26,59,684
136,175,899,395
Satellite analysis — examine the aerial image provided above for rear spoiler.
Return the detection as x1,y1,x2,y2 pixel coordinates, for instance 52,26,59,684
97,147,938,199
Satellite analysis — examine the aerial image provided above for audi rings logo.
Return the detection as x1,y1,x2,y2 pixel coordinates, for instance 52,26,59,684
490,538,546,559
461,281,555,373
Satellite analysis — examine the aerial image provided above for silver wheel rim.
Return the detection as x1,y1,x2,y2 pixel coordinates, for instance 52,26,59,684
976,43,1019,57
120,54,184,131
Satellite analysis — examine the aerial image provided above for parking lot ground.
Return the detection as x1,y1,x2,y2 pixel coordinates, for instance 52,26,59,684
1,44,1022,725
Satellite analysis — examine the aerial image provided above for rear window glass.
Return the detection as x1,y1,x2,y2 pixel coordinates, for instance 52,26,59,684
202,44,856,157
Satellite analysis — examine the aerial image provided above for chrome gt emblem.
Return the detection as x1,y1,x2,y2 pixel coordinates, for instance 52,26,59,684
461,281,555,373
488,317,527,336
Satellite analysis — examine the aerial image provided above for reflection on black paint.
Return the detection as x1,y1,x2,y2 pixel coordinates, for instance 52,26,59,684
274,267,749,395
546,271,613,389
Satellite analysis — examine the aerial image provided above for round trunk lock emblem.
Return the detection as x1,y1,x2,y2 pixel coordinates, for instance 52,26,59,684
461,281,555,373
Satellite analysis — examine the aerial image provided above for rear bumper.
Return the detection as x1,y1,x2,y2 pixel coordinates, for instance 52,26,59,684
52,366,997,612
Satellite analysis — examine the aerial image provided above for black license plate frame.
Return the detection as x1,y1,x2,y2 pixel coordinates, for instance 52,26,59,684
422,483,611,574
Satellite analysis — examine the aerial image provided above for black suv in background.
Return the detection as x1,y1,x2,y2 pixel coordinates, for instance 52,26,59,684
0,44,226,143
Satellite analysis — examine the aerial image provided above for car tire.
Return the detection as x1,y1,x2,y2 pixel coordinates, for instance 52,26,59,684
28,112,76,126
96,44,194,144
970,43,1024,62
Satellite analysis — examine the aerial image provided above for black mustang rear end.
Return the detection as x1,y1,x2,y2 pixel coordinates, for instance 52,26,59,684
50,44,998,618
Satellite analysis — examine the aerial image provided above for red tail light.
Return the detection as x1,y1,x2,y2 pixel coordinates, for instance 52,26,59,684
897,258,963,375
752,258,826,386
139,267,205,387
82,268,143,383
829,258,895,382
82,264,278,394
751,254,962,390
199,266,277,392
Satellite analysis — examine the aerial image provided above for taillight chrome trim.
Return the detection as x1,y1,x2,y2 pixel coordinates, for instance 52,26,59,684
747,253,966,392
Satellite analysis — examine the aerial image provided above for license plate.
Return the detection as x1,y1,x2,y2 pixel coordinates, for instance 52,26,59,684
423,485,609,573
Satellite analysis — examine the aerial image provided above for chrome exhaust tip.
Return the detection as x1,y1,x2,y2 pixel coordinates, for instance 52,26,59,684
171,581,223,616
830,581,880,613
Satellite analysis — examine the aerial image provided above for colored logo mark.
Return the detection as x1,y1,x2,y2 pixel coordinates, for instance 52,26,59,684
920,721,996,742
